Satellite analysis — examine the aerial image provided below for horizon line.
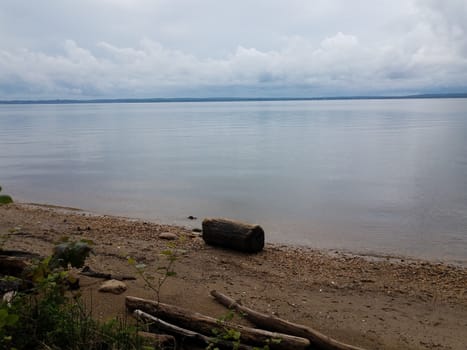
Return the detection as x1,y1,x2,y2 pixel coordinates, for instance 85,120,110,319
1,92,467,105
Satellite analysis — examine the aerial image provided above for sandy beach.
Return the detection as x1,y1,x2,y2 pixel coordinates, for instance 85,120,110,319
0,202,466,350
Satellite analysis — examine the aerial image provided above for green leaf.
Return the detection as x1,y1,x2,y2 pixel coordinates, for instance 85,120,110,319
0,195,13,205
6,313,19,326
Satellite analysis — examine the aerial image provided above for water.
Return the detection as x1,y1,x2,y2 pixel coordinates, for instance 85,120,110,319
1,99,466,263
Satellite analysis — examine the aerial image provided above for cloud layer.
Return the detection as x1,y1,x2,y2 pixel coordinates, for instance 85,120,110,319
0,0,466,98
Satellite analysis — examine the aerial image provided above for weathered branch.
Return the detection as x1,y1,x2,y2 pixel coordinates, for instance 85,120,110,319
210,290,366,350
79,266,135,281
126,296,309,350
135,310,254,350
0,250,39,277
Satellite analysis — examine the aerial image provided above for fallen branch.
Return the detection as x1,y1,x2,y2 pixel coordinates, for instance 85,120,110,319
0,250,40,277
126,296,309,350
80,266,135,281
135,310,254,350
210,290,366,350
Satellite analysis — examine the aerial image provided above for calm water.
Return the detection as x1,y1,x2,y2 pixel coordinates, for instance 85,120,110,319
1,99,466,263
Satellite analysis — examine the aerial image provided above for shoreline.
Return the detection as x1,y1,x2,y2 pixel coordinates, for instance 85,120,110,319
18,201,467,268
1,202,466,349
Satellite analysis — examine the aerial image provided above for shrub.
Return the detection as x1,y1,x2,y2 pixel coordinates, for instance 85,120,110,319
0,240,152,349
0,185,13,205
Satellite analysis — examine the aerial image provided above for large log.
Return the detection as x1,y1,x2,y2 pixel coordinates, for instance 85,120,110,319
202,218,265,253
126,296,309,350
210,290,366,350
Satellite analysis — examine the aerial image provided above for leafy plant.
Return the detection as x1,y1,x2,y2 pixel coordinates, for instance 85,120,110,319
51,238,94,269
0,240,154,349
207,310,282,350
128,244,178,305
0,185,13,205
206,310,241,350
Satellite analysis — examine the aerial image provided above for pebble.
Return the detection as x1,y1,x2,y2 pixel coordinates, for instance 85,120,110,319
98,279,127,295
159,232,177,240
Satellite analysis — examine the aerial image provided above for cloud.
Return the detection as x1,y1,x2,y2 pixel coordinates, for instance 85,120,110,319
0,0,466,98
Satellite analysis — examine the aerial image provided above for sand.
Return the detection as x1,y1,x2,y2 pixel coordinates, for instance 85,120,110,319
0,202,466,350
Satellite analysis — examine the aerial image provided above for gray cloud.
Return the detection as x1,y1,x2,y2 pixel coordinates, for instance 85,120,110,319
0,0,466,99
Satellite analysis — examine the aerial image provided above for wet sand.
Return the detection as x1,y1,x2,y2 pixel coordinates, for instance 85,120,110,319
1,203,466,350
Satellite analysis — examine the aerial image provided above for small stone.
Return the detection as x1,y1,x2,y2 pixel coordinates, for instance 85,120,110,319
192,228,202,233
159,232,177,240
187,215,197,220
3,291,16,305
98,279,127,294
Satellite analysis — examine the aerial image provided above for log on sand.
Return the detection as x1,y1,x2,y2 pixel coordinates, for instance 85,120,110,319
202,218,265,253
0,250,40,277
210,290,366,350
126,296,309,350
135,310,254,350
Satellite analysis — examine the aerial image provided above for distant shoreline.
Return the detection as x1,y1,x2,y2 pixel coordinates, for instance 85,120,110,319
1,92,467,105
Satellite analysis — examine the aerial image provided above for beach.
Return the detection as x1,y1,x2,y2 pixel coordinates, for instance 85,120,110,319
0,202,466,349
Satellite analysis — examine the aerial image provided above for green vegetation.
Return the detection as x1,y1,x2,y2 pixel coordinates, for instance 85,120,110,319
207,310,281,350
0,240,151,350
0,185,13,205
128,247,177,306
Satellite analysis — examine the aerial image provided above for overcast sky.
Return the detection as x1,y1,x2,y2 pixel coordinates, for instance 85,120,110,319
1,0,466,99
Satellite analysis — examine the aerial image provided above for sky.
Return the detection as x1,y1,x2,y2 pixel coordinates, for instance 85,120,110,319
0,0,466,99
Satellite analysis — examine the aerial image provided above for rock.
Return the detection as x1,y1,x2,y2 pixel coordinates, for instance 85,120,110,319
159,232,177,240
98,279,127,294
187,215,197,220
2,291,16,305
192,228,202,233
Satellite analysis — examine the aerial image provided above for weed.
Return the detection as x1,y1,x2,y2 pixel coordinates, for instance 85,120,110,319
0,240,155,349
207,310,282,350
128,244,178,305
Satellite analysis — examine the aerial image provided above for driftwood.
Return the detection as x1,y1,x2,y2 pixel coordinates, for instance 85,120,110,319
0,250,40,277
126,296,309,350
0,256,30,277
137,331,176,349
0,251,39,293
202,218,265,253
210,290,366,350
79,266,136,281
135,310,254,350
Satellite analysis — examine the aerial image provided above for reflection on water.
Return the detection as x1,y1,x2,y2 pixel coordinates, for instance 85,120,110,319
1,99,466,263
